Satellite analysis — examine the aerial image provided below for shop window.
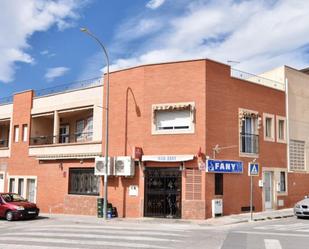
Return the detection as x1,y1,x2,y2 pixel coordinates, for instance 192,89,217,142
290,139,305,171
68,168,100,196
152,102,195,134
263,113,275,142
239,110,259,154
276,116,286,143
215,173,223,195
279,172,286,192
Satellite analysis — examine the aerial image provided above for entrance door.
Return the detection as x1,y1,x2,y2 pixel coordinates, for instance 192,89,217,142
27,179,36,203
0,172,4,192
144,167,181,218
264,171,273,210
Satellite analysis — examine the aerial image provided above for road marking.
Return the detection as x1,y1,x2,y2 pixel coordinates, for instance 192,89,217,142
234,230,309,238
25,227,183,236
264,239,282,249
5,232,180,242
0,237,168,249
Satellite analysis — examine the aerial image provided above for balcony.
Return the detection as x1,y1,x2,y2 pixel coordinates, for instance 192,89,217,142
29,107,102,159
240,133,259,155
0,119,10,157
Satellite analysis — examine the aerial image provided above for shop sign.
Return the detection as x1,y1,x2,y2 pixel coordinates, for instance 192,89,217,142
142,155,194,162
206,159,243,173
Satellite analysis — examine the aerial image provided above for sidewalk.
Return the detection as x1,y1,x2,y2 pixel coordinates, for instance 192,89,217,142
204,208,294,226
42,208,294,226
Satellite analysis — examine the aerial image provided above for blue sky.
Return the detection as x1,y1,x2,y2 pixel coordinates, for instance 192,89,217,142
1,0,309,98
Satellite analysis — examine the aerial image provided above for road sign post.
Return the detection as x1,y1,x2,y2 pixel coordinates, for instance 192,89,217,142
248,162,259,221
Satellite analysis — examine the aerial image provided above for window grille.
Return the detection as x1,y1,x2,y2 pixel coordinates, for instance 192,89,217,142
69,168,100,195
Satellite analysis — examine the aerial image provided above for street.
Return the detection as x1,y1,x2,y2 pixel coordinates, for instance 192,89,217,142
0,215,308,249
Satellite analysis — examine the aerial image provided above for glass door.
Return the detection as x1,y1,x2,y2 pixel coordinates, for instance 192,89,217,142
264,171,273,210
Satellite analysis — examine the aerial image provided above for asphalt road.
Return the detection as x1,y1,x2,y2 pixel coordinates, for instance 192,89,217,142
0,215,307,249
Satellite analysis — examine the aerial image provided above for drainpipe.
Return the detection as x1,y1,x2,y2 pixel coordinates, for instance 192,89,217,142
285,78,290,171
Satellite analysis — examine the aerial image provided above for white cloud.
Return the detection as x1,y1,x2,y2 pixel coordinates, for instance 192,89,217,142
45,67,70,81
146,0,166,9
111,0,309,74
0,0,84,83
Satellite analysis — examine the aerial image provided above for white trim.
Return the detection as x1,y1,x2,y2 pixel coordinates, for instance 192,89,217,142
7,175,37,203
263,113,275,142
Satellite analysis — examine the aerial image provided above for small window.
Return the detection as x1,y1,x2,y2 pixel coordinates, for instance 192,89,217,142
14,125,19,143
22,124,28,142
263,113,274,141
279,172,286,192
215,173,223,195
68,168,100,196
276,116,286,143
9,178,15,193
240,115,259,154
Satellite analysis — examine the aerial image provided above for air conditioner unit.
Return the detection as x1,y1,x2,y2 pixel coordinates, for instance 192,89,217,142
95,156,114,176
212,199,223,218
114,156,135,176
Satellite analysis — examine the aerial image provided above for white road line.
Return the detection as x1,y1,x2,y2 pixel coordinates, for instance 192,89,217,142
234,230,309,238
264,239,282,249
5,232,180,242
0,243,92,249
24,228,183,237
0,237,168,249
38,224,186,232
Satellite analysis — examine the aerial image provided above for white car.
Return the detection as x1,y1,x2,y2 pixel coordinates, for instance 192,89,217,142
294,196,309,218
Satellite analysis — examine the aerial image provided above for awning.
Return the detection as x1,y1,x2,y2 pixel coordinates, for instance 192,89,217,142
36,152,101,161
142,155,195,162
152,102,194,111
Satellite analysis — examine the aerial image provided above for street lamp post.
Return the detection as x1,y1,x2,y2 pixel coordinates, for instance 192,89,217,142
80,28,110,220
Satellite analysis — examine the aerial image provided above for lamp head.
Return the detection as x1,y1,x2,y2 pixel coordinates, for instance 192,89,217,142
80,27,88,33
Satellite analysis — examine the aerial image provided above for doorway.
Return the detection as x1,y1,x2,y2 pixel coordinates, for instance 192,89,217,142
144,167,182,218
264,171,273,210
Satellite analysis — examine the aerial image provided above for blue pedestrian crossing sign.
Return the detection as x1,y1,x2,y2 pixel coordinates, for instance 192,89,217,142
248,163,259,176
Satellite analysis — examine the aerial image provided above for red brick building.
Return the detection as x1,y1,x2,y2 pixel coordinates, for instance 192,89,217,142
0,59,308,219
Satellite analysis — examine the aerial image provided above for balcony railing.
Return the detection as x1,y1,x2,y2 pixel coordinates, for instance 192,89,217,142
240,133,259,154
34,77,103,98
0,139,9,148
231,68,285,91
30,132,94,146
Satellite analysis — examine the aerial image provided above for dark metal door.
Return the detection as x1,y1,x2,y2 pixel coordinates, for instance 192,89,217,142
144,167,181,218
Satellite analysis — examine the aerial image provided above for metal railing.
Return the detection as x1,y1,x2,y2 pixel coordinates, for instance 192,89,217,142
34,77,103,97
231,69,285,91
0,139,9,148
240,133,259,154
30,132,94,146
0,96,13,105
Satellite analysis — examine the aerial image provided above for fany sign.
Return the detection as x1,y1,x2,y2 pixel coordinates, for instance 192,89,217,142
206,160,243,174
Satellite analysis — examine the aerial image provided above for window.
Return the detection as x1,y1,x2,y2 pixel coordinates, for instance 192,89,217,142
18,179,24,196
85,117,93,140
69,168,100,195
215,173,223,195
152,102,195,134
279,172,286,192
9,178,15,193
263,113,275,141
75,120,84,142
290,139,305,171
240,115,259,154
14,125,19,142
276,116,286,143
22,124,28,142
